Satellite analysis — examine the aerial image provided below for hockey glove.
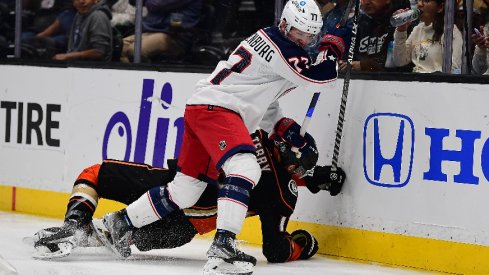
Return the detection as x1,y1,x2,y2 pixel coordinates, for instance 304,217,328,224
297,133,319,171
291,230,319,260
272,117,306,150
306,165,346,196
271,118,319,176
318,34,346,61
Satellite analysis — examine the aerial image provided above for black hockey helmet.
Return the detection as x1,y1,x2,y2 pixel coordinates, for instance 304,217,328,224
271,132,319,178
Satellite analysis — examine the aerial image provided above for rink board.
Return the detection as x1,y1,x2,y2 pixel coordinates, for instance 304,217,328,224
1,65,489,274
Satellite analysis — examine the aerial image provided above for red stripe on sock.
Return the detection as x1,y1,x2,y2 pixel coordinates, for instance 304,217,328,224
147,191,161,219
11,186,16,211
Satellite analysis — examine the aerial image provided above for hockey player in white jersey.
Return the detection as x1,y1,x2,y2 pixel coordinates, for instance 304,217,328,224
97,1,346,274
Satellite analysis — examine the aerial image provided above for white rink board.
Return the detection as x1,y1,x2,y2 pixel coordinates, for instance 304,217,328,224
1,65,489,247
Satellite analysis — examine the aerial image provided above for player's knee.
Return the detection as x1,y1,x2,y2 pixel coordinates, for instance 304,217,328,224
222,153,261,187
262,237,291,263
75,163,101,187
167,173,207,208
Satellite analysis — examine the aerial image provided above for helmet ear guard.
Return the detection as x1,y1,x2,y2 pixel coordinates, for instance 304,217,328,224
280,0,323,36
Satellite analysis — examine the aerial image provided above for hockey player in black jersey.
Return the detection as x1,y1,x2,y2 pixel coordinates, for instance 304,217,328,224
29,119,345,265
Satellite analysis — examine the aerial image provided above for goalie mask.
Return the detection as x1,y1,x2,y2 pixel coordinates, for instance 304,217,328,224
271,133,319,178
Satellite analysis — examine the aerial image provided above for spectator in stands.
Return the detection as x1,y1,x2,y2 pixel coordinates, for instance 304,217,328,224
119,0,202,63
21,0,74,41
472,25,489,74
210,0,274,43
343,0,410,71
0,1,15,56
307,0,354,60
109,0,146,31
0,0,73,58
21,7,75,58
53,0,112,61
471,0,489,75
392,0,463,73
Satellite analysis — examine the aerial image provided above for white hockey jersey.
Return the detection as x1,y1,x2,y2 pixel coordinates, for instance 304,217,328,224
187,26,338,133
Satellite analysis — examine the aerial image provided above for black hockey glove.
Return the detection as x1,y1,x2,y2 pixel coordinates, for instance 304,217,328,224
305,165,346,196
318,34,346,61
299,134,319,171
291,230,319,260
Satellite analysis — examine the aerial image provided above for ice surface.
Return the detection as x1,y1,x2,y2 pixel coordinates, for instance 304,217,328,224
0,211,436,275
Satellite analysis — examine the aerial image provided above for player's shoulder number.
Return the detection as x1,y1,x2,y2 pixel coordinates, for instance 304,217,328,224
210,46,252,85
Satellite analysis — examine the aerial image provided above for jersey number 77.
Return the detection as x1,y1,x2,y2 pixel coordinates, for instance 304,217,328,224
210,46,252,85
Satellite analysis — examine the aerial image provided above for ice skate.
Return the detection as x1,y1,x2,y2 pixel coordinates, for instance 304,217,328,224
91,209,134,258
30,219,98,259
23,226,63,246
203,230,256,275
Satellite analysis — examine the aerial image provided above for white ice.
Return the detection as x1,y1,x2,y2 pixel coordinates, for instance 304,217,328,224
0,211,436,275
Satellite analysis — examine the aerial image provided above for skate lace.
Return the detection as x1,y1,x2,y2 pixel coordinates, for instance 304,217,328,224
234,240,245,251
229,239,249,257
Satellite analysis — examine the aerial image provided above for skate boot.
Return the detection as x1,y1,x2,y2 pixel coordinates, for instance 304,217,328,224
31,219,94,259
92,209,134,258
203,229,256,275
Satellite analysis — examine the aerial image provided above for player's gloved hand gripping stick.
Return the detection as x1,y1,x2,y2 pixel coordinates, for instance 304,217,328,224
291,92,320,159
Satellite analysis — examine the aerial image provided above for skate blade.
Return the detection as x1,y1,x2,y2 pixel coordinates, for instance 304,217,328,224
22,236,35,246
91,219,128,259
32,242,74,260
23,227,60,246
203,257,254,275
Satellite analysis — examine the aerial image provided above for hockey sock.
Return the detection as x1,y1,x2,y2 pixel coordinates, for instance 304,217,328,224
65,183,98,224
216,176,253,234
65,164,101,224
126,186,179,228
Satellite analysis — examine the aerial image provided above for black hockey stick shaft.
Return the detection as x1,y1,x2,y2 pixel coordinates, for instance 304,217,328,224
336,0,356,29
331,0,360,170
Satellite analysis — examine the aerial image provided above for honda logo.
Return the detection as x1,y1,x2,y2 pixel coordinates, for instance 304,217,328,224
363,113,415,188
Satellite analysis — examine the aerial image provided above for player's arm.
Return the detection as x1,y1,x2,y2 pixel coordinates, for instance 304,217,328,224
259,101,284,133
268,33,345,92
303,165,346,196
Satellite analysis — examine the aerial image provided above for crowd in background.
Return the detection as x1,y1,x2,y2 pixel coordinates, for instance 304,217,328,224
0,0,487,75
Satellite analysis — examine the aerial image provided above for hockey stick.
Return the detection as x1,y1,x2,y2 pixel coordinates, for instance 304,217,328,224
288,0,359,183
299,92,321,137
337,0,356,28
288,91,320,178
291,92,320,159
293,0,358,158
299,0,355,137
331,0,361,170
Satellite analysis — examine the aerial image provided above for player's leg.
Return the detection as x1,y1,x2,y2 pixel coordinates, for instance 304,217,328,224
30,164,102,259
99,110,211,257
132,210,198,251
190,106,261,272
205,153,260,270
98,171,207,257
32,160,175,258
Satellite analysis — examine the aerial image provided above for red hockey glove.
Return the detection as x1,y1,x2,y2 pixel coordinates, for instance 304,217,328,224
272,117,306,149
318,34,346,61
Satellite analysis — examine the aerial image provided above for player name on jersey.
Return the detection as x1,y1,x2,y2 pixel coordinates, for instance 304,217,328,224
252,134,271,172
244,32,275,63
